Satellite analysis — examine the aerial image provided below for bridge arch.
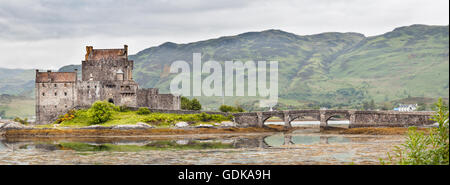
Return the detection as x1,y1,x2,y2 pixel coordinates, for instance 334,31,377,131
261,112,286,127
321,111,351,128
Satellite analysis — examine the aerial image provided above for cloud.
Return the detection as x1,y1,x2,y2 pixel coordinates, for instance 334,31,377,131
0,0,448,69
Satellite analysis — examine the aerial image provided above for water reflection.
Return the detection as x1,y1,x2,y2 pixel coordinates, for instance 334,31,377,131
1,133,354,152
263,134,351,147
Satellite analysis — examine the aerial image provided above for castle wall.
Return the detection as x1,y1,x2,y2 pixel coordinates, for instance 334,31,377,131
36,82,77,124
82,58,133,82
137,88,180,110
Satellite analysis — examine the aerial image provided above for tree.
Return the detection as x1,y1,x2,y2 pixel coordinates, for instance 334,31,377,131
219,105,245,112
180,96,191,110
180,97,202,110
369,99,376,110
362,101,369,110
190,98,202,110
88,100,116,124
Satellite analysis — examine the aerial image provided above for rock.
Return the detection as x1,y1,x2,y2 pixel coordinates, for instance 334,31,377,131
175,122,189,128
79,125,112,129
219,121,235,127
0,121,28,130
136,122,154,128
176,140,189,145
195,124,214,128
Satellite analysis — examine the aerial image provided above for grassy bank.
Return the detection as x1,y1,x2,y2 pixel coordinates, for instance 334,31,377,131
51,107,232,128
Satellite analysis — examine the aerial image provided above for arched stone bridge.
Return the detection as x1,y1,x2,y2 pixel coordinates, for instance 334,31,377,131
137,108,435,128
232,110,435,128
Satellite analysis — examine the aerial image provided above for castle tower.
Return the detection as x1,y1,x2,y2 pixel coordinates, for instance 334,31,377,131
81,45,133,82
35,70,77,124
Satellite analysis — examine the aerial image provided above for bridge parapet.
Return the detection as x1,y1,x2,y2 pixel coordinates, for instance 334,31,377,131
231,110,436,128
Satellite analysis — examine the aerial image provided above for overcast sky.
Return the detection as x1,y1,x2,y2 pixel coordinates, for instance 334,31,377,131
0,0,448,69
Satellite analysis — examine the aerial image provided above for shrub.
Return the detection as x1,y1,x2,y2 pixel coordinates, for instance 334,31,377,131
13,117,28,125
137,107,151,115
180,97,202,110
181,97,191,110
88,101,116,124
55,109,76,124
117,105,130,112
219,104,245,112
190,98,202,110
381,98,449,165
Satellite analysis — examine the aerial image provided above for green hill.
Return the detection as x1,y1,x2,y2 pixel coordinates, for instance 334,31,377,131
129,24,449,109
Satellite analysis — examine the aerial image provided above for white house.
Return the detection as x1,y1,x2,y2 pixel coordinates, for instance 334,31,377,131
396,104,418,112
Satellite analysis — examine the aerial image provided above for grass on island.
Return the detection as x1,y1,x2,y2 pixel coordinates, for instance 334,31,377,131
42,108,233,128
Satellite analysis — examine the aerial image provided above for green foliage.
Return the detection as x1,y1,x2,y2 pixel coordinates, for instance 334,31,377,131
381,98,449,165
180,97,191,110
136,107,151,115
117,105,130,112
140,112,231,125
417,102,427,111
219,105,245,112
190,98,202,110
55,109,76,124
180,97,202,110
87,101,116,124
13,117,28,125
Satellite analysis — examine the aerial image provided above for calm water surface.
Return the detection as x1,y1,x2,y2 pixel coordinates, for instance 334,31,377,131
0,127,404,165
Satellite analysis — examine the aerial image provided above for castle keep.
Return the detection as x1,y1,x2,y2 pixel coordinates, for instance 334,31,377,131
35,45,180,124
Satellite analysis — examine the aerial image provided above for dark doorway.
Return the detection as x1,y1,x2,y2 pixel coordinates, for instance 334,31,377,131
108,98,114,104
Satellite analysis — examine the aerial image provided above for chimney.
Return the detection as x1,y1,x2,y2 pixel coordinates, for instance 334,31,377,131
85,46,93,61
124,45,128,57
74,68,78,82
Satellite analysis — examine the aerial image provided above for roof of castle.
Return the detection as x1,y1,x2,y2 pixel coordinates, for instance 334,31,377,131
36,71,77,83
85,46,128,61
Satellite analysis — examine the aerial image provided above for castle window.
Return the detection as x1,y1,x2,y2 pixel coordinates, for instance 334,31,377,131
42,84,45,87
64,92,67,96
64,83,67,87
95,85,97,88
55,105,57,108
54,84,57,87
55,92,57,96
42,93,45,96
87,86,90,88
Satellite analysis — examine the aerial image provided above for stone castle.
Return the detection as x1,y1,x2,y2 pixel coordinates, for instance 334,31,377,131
35,45,180,124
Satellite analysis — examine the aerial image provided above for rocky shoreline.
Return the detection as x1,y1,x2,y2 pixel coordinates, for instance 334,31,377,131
0,120,287,138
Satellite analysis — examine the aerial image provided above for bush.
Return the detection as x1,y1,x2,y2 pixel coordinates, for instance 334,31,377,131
140,112,231,125
381,98,449,165
88,101,116,124
219,105,245,112
55,109,76,124
190,98,202,110
117,105,130,112
137,107,151,115
14,117,28,125
180,97,202,110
